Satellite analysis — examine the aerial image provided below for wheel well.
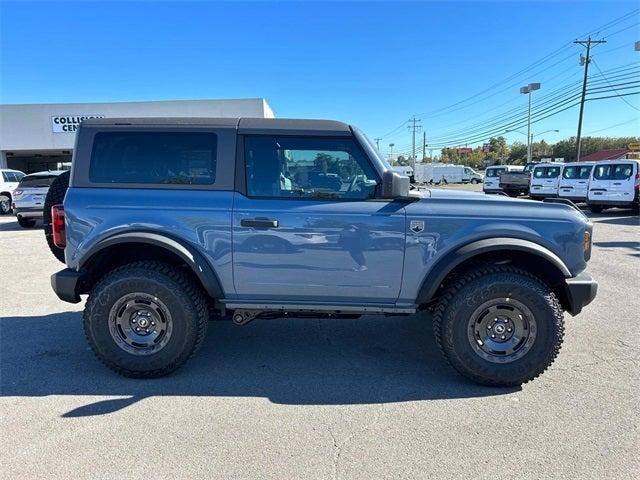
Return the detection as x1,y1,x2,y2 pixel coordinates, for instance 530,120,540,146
79,242,204,296
431,250,570,311
0,191,11,200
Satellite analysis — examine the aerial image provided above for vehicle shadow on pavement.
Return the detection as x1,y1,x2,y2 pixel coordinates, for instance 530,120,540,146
0,221,43,232
0,311,517,417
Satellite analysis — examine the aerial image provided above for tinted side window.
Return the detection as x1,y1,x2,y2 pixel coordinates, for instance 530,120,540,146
89,132,217,185
244,136,379,199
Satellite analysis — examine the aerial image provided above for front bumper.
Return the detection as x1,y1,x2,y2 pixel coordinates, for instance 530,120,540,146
51,268,83,303
564,270,597,316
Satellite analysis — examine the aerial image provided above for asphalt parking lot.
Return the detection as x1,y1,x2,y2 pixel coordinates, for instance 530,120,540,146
0,204,638,480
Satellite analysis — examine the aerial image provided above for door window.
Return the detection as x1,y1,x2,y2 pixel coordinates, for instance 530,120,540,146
244,136,379,200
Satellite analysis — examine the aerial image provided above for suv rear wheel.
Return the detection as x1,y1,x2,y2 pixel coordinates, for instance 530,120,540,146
84,261,209,378
43,170,70,263
433,265,564,387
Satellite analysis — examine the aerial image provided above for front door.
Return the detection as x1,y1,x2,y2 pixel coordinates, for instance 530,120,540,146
232,135,406,303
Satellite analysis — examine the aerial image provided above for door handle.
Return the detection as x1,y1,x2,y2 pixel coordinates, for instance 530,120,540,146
241,218,279,228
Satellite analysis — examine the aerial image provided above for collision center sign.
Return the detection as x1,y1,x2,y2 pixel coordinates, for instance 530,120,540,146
51,115,104,133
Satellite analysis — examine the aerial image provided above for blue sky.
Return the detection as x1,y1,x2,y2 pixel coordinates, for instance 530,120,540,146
1,1,638,157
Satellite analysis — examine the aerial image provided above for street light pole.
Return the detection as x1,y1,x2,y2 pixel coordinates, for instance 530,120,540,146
520,83,541,164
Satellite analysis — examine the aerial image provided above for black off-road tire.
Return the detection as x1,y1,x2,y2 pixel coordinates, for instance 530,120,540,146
432,265,564,387
17,216,37,228
43,170,70,263
588,205,603,214
84,261,209,378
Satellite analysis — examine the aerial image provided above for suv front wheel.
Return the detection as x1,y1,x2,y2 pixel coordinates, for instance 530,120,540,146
433,265,564,387
84,261,208,378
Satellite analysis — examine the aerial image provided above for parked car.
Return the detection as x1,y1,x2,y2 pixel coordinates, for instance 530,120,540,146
529,163,563,200
587,160,640,213
483,165,523,193
13,171,66,227
558,162,594,203
0,168,26,214
49,117,596,387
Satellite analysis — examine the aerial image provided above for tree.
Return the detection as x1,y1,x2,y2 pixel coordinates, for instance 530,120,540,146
508,142,527,164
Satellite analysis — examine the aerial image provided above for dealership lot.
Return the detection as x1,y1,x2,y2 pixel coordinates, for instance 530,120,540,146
0,208,638,480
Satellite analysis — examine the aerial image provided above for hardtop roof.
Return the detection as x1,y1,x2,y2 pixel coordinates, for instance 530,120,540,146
81,117,352,135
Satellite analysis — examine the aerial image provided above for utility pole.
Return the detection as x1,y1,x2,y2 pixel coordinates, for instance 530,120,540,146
374,137,382,151
388,143,395,164
574,37,606,161
422,131,426,161
407,116,422,170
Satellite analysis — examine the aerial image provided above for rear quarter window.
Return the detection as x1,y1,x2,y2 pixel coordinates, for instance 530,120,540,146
89,131,217,185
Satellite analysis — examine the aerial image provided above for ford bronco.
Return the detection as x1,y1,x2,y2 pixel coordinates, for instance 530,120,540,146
49,117,597,386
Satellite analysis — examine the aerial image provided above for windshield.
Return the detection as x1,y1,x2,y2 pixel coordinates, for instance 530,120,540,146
352,126,392,172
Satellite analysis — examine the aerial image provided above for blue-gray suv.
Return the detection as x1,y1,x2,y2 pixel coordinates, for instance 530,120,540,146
49,117,597,386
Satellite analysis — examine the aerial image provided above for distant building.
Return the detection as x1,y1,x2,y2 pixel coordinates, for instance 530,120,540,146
578,148,631,162
0,98,275,173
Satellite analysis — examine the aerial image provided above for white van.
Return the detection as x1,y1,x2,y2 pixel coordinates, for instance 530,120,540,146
463,167,483,184
391,165,414,179
483,165,522,193
587,160,640,213
558,162,594,203
529,163,562,200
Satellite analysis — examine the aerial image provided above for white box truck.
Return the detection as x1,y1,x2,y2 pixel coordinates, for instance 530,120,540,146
414,164,465,184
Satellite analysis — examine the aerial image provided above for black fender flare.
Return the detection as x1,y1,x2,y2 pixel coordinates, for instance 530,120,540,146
415,237,571,305
80,231,224,299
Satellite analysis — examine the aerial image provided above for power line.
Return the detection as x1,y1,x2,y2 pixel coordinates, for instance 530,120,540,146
376,9,639,139
592,58,640,111
584,117,639,135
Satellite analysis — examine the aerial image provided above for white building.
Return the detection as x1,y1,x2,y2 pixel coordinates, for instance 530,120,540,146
0,98,274,173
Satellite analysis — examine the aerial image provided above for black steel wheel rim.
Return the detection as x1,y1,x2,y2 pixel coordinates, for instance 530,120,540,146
108,293,173,356
467,298,537,363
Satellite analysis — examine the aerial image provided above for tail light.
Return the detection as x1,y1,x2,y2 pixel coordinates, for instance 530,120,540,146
52,205,66,248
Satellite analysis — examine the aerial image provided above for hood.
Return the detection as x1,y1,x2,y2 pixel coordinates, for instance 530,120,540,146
407,187,588,223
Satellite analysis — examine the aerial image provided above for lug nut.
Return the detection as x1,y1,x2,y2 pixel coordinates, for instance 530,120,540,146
491,334,495,338
135,327,140,332
507,328,512,332
501,335,505,340
132,319,137,323
487,325,492,329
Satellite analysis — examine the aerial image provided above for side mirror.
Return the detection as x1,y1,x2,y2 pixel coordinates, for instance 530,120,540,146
381,170,410,199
